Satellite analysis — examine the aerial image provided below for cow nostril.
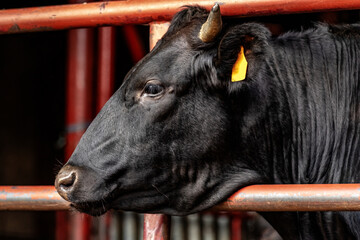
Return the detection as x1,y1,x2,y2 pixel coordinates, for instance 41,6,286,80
55,168,78,201
59,172,76,189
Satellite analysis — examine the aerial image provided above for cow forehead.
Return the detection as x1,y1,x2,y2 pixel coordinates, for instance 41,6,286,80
149,35,192,68
126,36,194,86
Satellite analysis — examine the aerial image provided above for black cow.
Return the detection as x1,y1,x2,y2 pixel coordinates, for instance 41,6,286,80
55,4,360,239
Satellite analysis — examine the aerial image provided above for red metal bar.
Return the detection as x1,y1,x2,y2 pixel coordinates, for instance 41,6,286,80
2,0,360,34
0,186,70,211
65,28,94,158
97,25,117,240
143,214,171,240
60,27,95,240
143,25,171,240
55,212,69,240
2,184,360,211
97,26,116,113
122,25,146,64
213,184,360,212
231,214,242,240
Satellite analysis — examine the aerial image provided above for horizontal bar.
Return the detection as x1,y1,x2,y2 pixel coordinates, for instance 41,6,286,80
1,0,360,34
1,184,360,211
213,184,360,212
0,186,70,210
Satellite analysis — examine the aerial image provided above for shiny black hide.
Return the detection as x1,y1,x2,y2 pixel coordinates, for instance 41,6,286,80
56,6,360,239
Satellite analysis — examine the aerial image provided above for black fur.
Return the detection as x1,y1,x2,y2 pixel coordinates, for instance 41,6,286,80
57,6,360,239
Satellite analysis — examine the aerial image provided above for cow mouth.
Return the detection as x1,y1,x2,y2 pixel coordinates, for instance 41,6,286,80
70,186,172,216
69,187,121,216
71,200,111,216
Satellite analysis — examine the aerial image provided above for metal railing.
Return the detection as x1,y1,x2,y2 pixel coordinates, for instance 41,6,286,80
1,1,360,239
1,0,360,34
1,184,360,240
2,184,360,212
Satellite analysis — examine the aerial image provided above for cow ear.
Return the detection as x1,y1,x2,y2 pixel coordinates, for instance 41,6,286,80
216,23,271,85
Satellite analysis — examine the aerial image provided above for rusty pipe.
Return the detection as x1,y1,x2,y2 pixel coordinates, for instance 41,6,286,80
0,186,70,211
212,184,360,212
1,184,360,211
1,0,360,34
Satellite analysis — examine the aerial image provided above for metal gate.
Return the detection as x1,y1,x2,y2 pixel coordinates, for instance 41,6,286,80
1,1,360,239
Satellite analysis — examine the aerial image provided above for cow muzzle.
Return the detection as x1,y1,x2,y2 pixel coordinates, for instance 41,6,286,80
55,164,79,201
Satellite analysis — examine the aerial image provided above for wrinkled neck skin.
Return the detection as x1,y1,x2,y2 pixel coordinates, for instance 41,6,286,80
230,26,360,239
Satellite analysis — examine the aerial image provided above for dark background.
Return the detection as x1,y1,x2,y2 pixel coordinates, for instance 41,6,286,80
0,1,359,239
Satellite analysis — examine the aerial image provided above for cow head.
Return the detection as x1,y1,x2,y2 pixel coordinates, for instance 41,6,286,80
55,4,272,216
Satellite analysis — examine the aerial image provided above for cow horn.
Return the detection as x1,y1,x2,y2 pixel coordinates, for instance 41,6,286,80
198,3,222,43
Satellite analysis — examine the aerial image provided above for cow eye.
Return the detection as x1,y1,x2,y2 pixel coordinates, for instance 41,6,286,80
143,83,164,97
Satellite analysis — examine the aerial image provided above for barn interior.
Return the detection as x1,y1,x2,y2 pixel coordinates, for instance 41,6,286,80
0,1,359,239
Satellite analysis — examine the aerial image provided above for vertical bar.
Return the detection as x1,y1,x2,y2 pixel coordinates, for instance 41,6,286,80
187,214,201,240
143,214,171,240
56,27,94,240
97,25,116,240
202,214,216,240
171,216,185,240
143,21,171,240
97,26,116,113
65,29,94,159
123,212,138,240
70,213,91,240
67,27,94,240
138,214,144,240
97,20,116,240
55,0,95,237
122,25,146,64
231,214,242,240
110,212,122,240
149,22,170,50
217,215,231,240
55,211,68,240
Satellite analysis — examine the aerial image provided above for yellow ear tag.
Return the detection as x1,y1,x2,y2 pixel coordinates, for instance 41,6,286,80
231,46,248,82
